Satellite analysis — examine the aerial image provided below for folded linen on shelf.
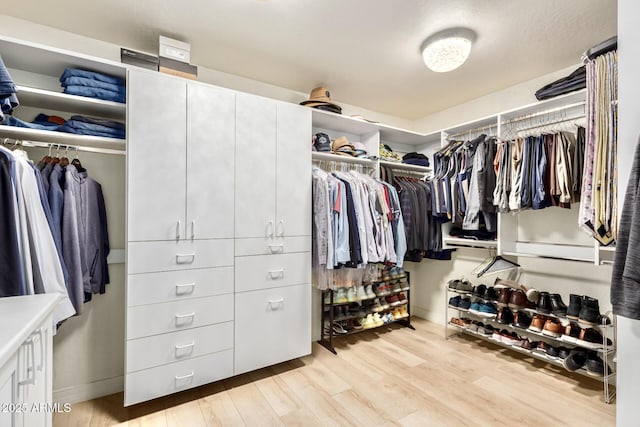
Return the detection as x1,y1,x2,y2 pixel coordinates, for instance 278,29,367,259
3,115,61,131
59,68,126,103
58,115,125,139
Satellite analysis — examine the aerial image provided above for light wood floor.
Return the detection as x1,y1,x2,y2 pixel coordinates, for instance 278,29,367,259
53,318,616,427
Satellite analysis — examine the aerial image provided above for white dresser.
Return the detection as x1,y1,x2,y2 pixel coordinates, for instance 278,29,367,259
0,294,60,427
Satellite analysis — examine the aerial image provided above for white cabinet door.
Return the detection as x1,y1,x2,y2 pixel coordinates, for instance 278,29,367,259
276,103,312,238
235,284,311,375
186,83,235,239
235,93,277,239
128,70,187,242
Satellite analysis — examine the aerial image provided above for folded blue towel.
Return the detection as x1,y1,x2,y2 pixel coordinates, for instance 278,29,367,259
58,124,125,139
59,68,124,86
61,76,126,94
63,85,125,103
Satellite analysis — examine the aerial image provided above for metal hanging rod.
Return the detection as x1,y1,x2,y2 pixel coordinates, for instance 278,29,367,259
1,138,125,156
501,101,585,126
510,114,586,134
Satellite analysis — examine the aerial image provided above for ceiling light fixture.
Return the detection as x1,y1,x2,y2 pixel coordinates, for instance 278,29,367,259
421,28,476,73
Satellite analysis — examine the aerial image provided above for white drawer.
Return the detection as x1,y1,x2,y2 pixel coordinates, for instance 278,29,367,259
125,349,233,406
235,284,311,375
235,252,310,292
127,294,233,340
127,239,233,274
127,267,233,307
126,322,233,373
234,236,311,256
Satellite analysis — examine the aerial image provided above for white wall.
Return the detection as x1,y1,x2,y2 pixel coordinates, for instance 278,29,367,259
615,1,640,425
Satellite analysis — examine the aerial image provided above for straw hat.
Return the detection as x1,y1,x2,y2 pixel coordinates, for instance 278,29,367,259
300,87,342,112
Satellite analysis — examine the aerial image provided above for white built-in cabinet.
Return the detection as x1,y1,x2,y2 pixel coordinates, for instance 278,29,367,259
234,93,312,375
125,70,312,405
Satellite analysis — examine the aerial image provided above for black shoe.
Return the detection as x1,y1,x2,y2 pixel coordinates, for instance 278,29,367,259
577,328,613,349
562,322,581,344
537,292,552,314
448,295,461,307
546,345,560,358
484,286,498,301
558,347,571,359
549,293,567,316
566,294,581,320
474,284,487,297
512,311,532,329
586,354,612,377
563,348,588,371
497,307,514,324
578,296,601,325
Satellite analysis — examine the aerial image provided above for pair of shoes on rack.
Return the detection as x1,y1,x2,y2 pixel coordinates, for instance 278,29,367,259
563,349,613,377
567,295,610,326
361,313,384,329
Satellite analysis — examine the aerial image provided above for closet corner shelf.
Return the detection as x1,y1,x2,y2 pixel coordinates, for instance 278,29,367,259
379,160,431,173
0,125,125,153
311,151,375,166
501,242,594,263
598,246,616,253
443,237,497,249
16,85,126,120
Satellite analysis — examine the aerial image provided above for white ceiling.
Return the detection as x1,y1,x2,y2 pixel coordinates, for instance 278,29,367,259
4,0,617,120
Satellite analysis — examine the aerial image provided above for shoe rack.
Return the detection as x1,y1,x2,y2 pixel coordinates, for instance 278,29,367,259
444,284,616,404
318,271,414,355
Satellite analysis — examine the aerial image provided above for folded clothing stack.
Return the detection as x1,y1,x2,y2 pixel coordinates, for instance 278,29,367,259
3,113,64,130
0,54,19,121
59,115,125,139
402,152,430,167
60,68,126,103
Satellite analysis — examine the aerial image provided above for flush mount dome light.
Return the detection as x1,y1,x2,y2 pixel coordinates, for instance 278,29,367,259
421,28,476,73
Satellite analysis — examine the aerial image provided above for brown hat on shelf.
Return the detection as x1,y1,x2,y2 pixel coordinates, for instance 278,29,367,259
332,136,356,156
300,87,342,114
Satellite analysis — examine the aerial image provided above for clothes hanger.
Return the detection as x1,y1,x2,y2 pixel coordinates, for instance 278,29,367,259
70,146,86,172
472,250,520,278
41,143,53,164
50,144,61,164
60,145,70,167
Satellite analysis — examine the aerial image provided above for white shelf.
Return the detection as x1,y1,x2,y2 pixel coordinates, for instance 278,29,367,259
379,160,431,173
311,151,376,166
499,90,587,122
16,86,126,120
0,125,125,153
0,35,126,79
501,242,595,263
311,108,442,146
599,246,616,253
443,237,497,249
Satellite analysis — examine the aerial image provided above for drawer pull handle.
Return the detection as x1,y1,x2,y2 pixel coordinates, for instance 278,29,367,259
175,341,195,350
268,269,284,279
175,283,196,295
176,253,196,264
268,244,284,253
175,371,194,381
268,298,285,310
175,312,196,320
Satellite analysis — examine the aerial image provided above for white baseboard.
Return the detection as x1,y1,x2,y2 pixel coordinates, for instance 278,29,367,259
54,376,124,404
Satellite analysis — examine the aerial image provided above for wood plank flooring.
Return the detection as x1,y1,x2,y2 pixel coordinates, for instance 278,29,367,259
54,318,616,426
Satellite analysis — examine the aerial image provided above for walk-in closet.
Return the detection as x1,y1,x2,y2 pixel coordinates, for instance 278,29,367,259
0,1,637,426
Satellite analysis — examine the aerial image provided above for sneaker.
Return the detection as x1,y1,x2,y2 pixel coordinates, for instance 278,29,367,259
348,303,366,318
391,281,402,293
324,291,332,305
458,298,471,310
382,313,394,324
386,294,401,307
557,347,571,359
502,332,522,346
448,295,462,308
399,306,409,318
346,287,357,303
365,285,376,299
374,283,391,297
563,348,589,371
332,323,348,335
333,306,347,321
356,285,367,301
371,298,384,313
381,270,392,282
389,267,401,279
378,297,390,310
480,324,495,336
528,314,548,333
335,288,348,304
478,302,498,317
473,284,487,297
349,318,363,331
578,296,601,326
447,279,461,291
395,267,407,278
484,286,498,301
371,313,384,327
399,278,410,291
456,280,474,293
396,293,408,305
469,301,482,313
586,354,612,377
361,314,375,329
542,319,563,338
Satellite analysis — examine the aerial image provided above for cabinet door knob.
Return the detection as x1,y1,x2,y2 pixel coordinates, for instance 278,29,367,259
277,220,285,237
